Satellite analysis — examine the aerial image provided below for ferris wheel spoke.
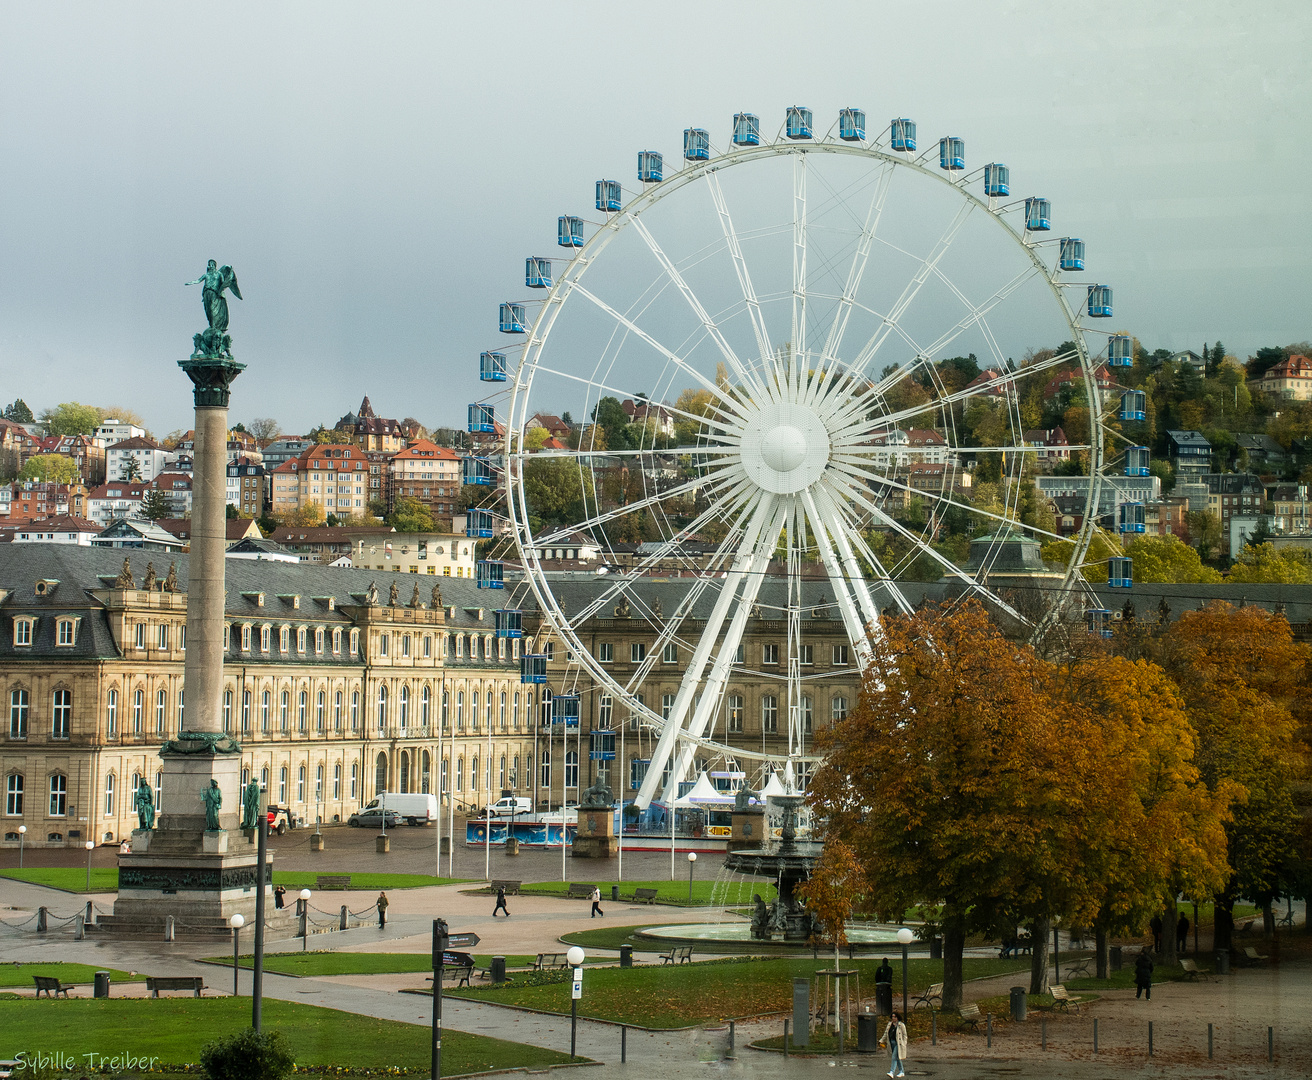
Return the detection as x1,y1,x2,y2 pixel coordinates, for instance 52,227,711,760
807,482,888,630
528,470,729,548
800,488,876,668
837,513,915,615
705,171,773,363
553,284,743,420
843,199,975,381
636,496,782,808
625,215,767,400
791,152,808,360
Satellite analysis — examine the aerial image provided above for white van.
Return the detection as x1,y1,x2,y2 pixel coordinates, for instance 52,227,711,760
364,792,438,826
490,796,532,817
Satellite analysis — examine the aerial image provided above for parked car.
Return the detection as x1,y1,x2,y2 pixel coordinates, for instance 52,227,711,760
490,796,532,817
348,807,401,828
361,792,438,826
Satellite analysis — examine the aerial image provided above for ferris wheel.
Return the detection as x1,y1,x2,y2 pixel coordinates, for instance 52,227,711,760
469,106,1136,808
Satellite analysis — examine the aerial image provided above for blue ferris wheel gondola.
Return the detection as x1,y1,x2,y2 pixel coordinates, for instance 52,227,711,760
683,128,710,161
786,106,813,140
1086,608,1114,639
520,654,547,685
479,351,507,383
1059,237,1085,271
1108,335,1133,368
733,113,760,146
466,509,495,538
983,162,1009,197
467,404,495,434
838,108,866,142
551,694,580,728
595,179,622,213
499,302,526,333
476,560,505,590
890,118,916,151
1108,557,1134,589
558,216,585,248
463,457,494,486
526,257,552,289
1125,445,1151,477
1119,390,1146,422
1088,285,1114,318
939,137,965,171
1025,197,1051,231
1119,502,1146,534
637,150,663,183
494,609,523,639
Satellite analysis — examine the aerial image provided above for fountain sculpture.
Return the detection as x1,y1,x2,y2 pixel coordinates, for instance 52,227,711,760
724,792,823,941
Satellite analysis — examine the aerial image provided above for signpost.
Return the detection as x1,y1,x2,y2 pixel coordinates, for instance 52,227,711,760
566,945,585,1058
432,919,448,1080
447,932,480,949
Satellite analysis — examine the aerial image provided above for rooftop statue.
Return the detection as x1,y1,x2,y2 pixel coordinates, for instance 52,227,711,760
186,260,242,359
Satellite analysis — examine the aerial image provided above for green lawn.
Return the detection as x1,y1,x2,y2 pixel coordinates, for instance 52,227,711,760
445,956,1030,1028
0,964,146,988
201,952,548,976
516,878,777,908
1064,959,1198,991
0,997,576,1075
0,868,464,894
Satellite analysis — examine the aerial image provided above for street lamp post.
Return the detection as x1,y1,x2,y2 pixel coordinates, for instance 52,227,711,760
687,851,697,901
299,888,312,951
84,840,95,892
18,825,26,869
566,945,585,1059
897,927,914,1020
229,913,245,996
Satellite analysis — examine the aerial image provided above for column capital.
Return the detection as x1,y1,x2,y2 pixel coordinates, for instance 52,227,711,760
178,357,246,408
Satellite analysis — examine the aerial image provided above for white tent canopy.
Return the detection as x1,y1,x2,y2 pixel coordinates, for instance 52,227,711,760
674,771,731,807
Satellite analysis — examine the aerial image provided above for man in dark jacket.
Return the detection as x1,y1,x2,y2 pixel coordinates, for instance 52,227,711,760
1135,950,1154,1000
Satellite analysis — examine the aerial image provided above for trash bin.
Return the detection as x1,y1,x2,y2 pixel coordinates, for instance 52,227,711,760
490,956,506,983
1010,986,1027,1022
857,1012,881,1053
1109,945,1122,971
94,971,111,999
874,981,892,1016
619,945,633,968
1215,949,1230,975
930,937,943,960
611,885,620,902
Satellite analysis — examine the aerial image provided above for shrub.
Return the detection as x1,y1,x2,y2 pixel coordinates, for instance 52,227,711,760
201,1028,295,1080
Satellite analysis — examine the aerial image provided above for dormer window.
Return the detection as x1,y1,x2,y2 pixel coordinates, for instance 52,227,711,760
57,619,80,647
279,626,289,652
241,624,252,651
261,625,271,652
349,629,359,656
297,627,307,653
13,619,35,647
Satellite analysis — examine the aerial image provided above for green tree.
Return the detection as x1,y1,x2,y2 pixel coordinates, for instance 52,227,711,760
18,454,79,483
140,488,172,521
1227,542,1312,584
122,456,142,482
523,457,594,533
592,396,631,450
389,496,435,533
39,401,102,436
523,426,551,452
1186,510,1223,563
1125,534,1223,583
3,398,34,423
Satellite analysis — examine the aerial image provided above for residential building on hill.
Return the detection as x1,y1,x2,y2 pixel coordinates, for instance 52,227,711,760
86,482,149,524
262,437,314,470
89,518,183,551
1199,473,1265,529
1248,354,1312,401
24,435,105,485
106,438,168,483
1023,427,1071,469
1166,430,1213,477
337,396,405,453
226,458,268,517
1035,474,1161,517
175,429,263,464
386,440,462,523
8,516,101,546
156,518,263,548
93,419,145,447
270,445,370,518
7,482,88,521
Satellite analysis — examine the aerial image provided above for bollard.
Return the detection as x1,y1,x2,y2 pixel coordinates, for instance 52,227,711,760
784,1019,789,1057
728,1019,735,1059
931,1009,937,1046
85,900,94,925
986,1013,992,1049
1268,1026,1273,1062
621,1024,627,1064
1208,1023,1213,1060
1094,1018,1098,1054
1148,1020,1153,1057
1041,1018,1047,1051
37,906,48,933
75,915,84,940
340,905,348,930
165,915,175,942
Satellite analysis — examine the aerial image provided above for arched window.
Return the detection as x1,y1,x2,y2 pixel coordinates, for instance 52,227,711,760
375,752,387,797
830,696,848,723
298,690,308,731
399,750,410,794
499,754,506,790
52,689,72,739
455,756,464,793
471,691,479,732
440,756,448,796
261,765,269,792
220,688,230,733
421,685,431,728
399,685,410,731
565,750,579,789
441,689,449,729
6,773,25,816
511,755,519,788
470,755,478,791
315,764,323,802
9,689,29,739
48,773,67,816
279,767,288,803
132,688,143,733
333,763,342,800
351,690,360,731
456,691,464,730
297,765,306,802
332,628,342,654
154,688,166,734
334,691,343,731
499,692,506,730
107,688,119,735
350,762,358,799
280,690,290,732
512,692,519,729
103,772,115,816
486,692,494,728
315,628,324,654
421,750,431,794
241,689,251,731
316,691,325,731
261,690,271,732
377,685,388,731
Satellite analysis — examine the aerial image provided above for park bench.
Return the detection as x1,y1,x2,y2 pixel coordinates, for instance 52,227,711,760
315,875,352,890
912,982,942,1009
1234,918,1255,934
627,888,659,904
447,962,474,987
659,945,694,965
489,879,521,895
1277,908,1294,928
147,976,206,998
957,1003,983,1032
1049,984,1080,1014
1065,956,1093,979
1179,959,1209,981
535,952,569,971
566,883,595,899
1239,946,1269,964
32,976,73,999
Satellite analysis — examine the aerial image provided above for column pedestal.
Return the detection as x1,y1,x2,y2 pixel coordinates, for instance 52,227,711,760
572,807,618,858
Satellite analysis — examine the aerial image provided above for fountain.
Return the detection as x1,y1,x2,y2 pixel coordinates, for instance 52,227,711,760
724,792,822,941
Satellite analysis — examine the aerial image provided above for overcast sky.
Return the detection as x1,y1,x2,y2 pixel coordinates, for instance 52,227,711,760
1,1,1309,437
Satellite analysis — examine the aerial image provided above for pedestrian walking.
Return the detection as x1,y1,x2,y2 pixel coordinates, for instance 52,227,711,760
590,886,604,918
1134,949,1154,1000
880,1010,908,1077
377,891,389,929
1149,914,1163,952
273,884,286,910
1177,914,1190,952
493,885,510,918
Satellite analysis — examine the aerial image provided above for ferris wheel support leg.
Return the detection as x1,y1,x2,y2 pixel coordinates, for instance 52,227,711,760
801,489,874,669
811,485,883,636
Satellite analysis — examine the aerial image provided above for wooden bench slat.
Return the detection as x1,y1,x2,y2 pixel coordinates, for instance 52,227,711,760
146,976,206,998
659,945,693,964
316,875,352,889
490,880,521,895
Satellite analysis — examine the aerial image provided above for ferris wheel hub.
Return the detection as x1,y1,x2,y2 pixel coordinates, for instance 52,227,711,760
738,401,830,495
